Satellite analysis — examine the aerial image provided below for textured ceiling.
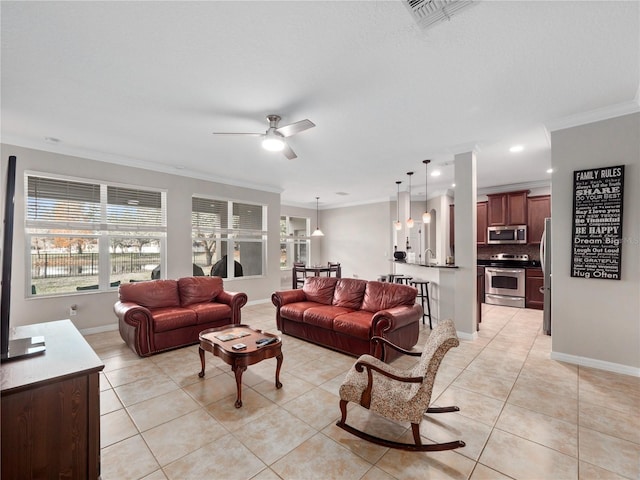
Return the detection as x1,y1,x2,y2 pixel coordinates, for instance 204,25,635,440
2,1,639,208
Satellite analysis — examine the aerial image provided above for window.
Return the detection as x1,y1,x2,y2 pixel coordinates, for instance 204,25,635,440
192,196,266,278
26,174,166,296
280,215,310,268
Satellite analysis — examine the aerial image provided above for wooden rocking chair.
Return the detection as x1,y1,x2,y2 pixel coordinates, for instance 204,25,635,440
336,319,465,452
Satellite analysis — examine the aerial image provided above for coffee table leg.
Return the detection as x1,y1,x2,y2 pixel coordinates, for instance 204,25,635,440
232,365,247,408
275,353,283,389
198,347,206,378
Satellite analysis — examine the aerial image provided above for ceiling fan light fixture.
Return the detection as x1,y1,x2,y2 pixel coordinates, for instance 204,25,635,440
262,131,285,152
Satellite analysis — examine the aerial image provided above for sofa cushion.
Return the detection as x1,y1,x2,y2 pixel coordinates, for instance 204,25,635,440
303,305,353,330
333,311,376,340
151,307,197,332
361,281,417,313
280,301,321,322
187,303,232,324
119,280,180,309
332,278,367,309
302,276,339,305
178,276,223,306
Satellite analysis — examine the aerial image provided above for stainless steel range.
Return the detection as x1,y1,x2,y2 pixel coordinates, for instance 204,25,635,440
484,254,528,308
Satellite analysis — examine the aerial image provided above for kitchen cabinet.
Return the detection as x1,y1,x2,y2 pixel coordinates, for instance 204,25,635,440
527,195,551,245
449,202,487,249
525,268,544,310
477,201,487,245
487,190,528,226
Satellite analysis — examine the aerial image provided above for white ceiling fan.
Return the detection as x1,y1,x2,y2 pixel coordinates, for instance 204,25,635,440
212,114,315,160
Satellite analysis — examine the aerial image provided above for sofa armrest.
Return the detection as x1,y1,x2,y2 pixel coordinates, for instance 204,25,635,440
371,304,423,334
215,290,248,324
271,289,307,308
114,301,153,356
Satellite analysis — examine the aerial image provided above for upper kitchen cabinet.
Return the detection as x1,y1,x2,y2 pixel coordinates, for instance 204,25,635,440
487,190,529,226
449,202,488,248
477,201,488,245
527,195,551,245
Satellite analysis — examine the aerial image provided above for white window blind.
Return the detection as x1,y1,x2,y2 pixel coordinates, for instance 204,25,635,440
192,197,227,233
107,186,166,232
26,176,101,229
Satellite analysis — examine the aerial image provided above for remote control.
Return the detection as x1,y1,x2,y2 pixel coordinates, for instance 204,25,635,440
256,337,278,347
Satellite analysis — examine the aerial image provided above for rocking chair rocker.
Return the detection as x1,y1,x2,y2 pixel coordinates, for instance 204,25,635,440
336,319,465,452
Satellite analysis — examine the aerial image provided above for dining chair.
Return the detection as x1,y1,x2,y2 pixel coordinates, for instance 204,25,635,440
293,262,306,288
327,262,341,277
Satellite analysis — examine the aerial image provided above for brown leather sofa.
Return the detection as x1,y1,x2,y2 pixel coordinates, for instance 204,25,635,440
114,276,247,356
272,277,422,360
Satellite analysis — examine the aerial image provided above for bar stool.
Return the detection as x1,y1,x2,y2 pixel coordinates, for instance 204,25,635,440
410,280,432,328
395,275,413,285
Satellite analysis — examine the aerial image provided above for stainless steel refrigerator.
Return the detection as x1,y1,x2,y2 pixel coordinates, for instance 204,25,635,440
540,217,552,335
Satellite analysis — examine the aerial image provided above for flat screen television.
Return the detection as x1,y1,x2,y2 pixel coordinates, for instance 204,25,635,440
1,155,45,362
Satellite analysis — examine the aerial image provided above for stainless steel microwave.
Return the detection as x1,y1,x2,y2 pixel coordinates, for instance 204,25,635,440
487,225,527,244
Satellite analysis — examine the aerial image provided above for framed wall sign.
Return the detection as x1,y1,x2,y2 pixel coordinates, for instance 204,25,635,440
571,165,625,280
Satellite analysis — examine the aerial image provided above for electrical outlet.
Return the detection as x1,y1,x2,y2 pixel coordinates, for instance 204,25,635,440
69,305,77,316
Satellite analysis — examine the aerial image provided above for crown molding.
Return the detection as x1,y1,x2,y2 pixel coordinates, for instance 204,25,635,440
2,137,284,195
546,100,640,132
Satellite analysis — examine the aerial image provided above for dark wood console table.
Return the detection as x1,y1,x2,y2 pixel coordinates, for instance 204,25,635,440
1,319,104,479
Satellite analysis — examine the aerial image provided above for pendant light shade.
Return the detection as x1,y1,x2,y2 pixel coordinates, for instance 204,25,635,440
406,172,414,228
422,159,431,224
393,181,402,230
311,196,324,237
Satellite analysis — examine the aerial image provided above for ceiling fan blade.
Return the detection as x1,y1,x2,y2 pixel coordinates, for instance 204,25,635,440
276,119,315,138
282,144,297,160
211,132,263,136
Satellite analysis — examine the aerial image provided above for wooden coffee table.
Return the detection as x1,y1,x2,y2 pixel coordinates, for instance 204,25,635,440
198,324,283,408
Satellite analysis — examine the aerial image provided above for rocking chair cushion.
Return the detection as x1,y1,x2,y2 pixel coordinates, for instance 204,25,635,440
338,319,459,425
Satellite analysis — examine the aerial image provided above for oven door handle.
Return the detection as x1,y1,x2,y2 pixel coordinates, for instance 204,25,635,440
486,268,524,274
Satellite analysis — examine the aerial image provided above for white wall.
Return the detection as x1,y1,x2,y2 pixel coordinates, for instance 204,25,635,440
1,144,282,332
550,113,640,373
321,201,393,282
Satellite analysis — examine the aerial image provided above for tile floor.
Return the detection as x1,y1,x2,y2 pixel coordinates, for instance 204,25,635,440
86,303,640,480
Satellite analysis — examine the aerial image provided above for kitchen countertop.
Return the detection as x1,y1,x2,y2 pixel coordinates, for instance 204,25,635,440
391,260,459,269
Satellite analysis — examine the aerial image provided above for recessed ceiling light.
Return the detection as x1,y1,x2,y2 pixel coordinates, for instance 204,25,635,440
546,168,553,173
509,145,524,153
335,192,349,196
451,183,456,188
44,137,60,144
431,170,441,177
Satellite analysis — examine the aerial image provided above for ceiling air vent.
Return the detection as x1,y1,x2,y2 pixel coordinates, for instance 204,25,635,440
403,0,476,30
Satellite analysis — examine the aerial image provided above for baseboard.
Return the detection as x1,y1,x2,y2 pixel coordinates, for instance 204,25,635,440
457,330,478,341
79,323,119,335
246,298,271,306
550,351,640,377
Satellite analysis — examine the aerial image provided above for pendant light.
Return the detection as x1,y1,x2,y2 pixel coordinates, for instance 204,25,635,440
406,172,414,228
422,159,431,224
311,196,324,237
393,181,402,231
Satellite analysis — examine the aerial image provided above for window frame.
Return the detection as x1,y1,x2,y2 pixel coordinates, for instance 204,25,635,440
280,215,311,269
25,171,167,297
192,195,267,279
